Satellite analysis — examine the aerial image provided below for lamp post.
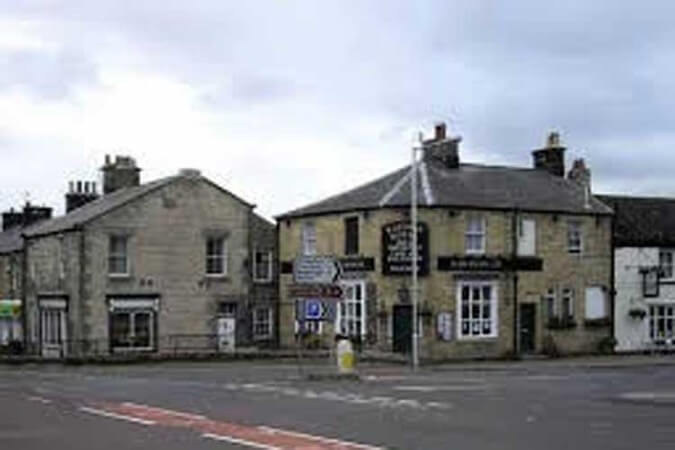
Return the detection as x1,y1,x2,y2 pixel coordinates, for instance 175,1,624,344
411,133,422,371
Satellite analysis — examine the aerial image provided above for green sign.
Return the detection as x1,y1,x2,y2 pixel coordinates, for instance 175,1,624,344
0,300,21,318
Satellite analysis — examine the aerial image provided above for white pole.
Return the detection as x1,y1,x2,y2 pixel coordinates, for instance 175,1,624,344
411,136,420,371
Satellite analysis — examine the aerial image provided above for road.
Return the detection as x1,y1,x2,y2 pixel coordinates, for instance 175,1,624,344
1,358,675,449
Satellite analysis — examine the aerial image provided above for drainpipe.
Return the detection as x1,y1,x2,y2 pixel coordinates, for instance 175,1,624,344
78,227,86,357
609,211,616,344
511,209,519,357
20,235,29,353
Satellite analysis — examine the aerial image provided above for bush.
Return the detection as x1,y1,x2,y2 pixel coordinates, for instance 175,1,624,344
542,335,560,358
597,336,617,355
8,340,23,355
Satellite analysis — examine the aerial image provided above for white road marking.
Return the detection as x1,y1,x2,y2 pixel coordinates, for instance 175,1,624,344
202,433,282,450
27,396,52,404
620,392,675,401
257,426,385,450
121,402,207,421
393,385,488,392
78,406,156,426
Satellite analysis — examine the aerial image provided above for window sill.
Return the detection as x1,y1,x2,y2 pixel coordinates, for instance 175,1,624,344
205,273,229,279
547,318,577,329
457,335,498,341
108,273,131,280
584,318,610,328
253,278,273,284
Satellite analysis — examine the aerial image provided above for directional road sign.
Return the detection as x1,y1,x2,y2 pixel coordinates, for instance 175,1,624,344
293,255,342,284
288,283,343,299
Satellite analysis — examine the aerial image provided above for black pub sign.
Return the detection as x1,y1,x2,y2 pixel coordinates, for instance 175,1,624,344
381,221,429,276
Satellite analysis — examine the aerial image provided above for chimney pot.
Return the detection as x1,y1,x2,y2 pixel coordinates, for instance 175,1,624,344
434,123,447,141
77,181,82,193
92,182,97,193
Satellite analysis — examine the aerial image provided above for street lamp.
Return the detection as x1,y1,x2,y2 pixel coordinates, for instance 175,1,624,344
410,133,423,371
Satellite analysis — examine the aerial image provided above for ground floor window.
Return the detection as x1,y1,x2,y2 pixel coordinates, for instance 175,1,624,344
252,307,272,339
110,310,155,351
457,280,498,339
649,305,675,341
336,281,366,338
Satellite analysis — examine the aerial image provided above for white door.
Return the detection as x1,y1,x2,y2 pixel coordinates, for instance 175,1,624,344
217,317,236,352
41,308,67,358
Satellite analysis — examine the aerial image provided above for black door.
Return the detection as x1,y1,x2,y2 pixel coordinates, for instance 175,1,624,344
393,304,412,354
519,303,536,354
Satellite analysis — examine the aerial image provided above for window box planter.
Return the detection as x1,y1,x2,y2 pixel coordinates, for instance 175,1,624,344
584,317,611,328
547,316,576,330
628,308,647,320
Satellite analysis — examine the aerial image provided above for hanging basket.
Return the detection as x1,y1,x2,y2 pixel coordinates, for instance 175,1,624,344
628,308,647,319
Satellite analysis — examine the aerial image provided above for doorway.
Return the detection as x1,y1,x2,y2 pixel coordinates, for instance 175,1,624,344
519,303,536,354
393,304,412,354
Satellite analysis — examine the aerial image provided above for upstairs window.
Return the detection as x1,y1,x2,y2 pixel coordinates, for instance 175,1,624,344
465,216,486,255
253,250,272,282
344,216,359,255
517,219,536,256
108,235,129,276
567,221,583,254
206,237,227,276
659,249,674,279
302,222,316,255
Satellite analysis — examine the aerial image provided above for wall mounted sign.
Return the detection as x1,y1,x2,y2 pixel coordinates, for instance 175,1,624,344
381,221,429,276
438,255,543,272
339,257,375,272
288,283,344,299
436,312,453,341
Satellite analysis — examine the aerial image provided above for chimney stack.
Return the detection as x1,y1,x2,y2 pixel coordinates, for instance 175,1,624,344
65,180,100,213
532,131,566,177
101,155,141,194
2,203,52,231
568,158,593,209
422,122,461,169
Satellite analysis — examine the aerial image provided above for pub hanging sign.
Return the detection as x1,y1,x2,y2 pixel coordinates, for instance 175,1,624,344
381,221,429,276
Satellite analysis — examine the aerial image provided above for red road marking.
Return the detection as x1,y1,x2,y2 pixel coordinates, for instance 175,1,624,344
87,401,384,450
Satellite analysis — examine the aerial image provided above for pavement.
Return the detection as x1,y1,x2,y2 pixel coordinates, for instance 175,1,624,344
2,354,675,449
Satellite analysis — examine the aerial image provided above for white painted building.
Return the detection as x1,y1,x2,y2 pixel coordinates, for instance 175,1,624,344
600,196,675,352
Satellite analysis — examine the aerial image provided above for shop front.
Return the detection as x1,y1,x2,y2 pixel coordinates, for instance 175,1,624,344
0,299,22,350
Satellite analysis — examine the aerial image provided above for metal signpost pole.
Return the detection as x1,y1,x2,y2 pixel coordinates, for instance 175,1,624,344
411,136,420,371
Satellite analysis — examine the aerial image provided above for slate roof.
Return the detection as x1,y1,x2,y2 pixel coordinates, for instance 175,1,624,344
597,195,675,247
278,158,613,219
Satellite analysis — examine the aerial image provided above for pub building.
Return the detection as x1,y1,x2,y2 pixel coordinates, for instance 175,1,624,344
277,124,614,359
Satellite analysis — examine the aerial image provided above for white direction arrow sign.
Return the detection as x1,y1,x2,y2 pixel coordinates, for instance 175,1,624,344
293,255,342,284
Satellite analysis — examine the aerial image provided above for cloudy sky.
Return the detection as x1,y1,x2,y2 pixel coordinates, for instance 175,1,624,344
1,1,674,221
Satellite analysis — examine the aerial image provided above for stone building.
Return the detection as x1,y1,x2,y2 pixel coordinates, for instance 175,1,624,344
599,195,675,352
0,203,52,348
22,156,277,357
277,124,613,359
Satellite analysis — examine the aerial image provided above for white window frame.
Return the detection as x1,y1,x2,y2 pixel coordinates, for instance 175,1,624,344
457,280,498,339
108,235,129,276
253,249,273,283
562,288,575,319
110,309,155,352
206,236,228,276
252,307,273,339
648,304,675,342
465,216,486,255
544,288,557,320
659,249,674,280
336,280,367,338
517,218,536,256
567,220,583,254
302,222,317,256
584,286,607,320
